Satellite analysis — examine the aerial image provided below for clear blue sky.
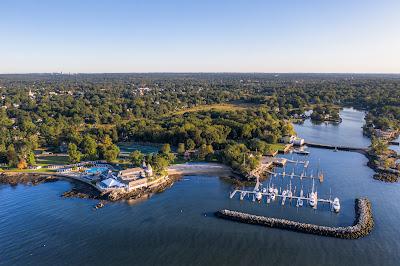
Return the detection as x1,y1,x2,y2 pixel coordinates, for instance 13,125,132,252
1,0,399,73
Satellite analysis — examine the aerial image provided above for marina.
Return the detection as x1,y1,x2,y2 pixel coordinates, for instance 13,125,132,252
1,108,398,265
230,174,339,212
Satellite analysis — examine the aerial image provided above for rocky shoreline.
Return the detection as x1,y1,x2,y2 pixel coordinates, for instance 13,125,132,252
106,174,182,201
215,198,374,239
0,172,59,186
373,172,398,183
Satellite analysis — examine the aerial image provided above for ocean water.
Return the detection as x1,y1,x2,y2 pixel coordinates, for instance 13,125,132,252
1,108,399,266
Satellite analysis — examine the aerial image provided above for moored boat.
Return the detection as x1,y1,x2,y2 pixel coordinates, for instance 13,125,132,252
332,197,341,212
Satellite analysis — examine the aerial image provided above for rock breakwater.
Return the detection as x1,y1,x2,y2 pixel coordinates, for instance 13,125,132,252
0,172,58,186
216,198,373,239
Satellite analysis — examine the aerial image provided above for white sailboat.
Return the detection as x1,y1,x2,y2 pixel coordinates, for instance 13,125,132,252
288,181,293,198
332,197,340,212
309,179,318,209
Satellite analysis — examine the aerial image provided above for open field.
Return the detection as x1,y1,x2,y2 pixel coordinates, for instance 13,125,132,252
174,102,255,115
36,155,70,165
266,143,287,152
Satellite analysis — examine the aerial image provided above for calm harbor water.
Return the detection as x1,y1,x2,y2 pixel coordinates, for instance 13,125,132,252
294,108,371,148
1,108,400,266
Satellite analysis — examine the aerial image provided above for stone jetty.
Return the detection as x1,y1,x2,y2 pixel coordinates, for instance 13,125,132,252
215,198,373,239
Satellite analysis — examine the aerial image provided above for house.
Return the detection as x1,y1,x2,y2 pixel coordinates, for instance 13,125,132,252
374,129,396,140
281,135,296,144
117,167,145,182
281,135,304,146
28,165,42,170
293,138,305,146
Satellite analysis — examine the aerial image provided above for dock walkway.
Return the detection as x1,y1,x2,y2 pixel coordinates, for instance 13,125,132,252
305,142,368,154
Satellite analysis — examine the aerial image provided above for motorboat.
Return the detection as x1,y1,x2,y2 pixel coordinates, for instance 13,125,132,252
296,197,303,207
309,179,317,208
255,191,262,201
268,186,274,193
271,193,276,201
332,197,340,212
293,148,310,155
309,192,317,208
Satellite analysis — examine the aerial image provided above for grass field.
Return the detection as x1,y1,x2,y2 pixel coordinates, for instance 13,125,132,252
36,155,70,165
266,143,287,152
174,103,255,115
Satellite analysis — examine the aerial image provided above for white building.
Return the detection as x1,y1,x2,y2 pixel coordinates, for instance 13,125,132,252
117,167,145,182
281,135,305,146
100,178,126,189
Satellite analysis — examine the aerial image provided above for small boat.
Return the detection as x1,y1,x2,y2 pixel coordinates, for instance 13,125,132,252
255,191,262,201
273,188,278,195
309,179,317,208
268,186,274,193
293,148,310,155
334,147,338,152
271,193,276,201
94,202,104,209
309,192,317,208
288,181,293,198
296,197,303,207
298,198,303,207
262,188,267,193
332,197,340,212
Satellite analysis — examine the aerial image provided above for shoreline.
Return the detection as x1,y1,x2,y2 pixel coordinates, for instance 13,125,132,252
0,163,237,204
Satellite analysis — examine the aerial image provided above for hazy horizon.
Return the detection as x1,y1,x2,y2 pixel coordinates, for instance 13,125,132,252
1,0,400,73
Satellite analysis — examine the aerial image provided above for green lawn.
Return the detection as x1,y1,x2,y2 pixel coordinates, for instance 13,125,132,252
36,155,70,165
266,143,287,152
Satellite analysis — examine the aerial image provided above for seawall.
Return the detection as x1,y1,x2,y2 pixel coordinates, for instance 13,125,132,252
215,198,373,239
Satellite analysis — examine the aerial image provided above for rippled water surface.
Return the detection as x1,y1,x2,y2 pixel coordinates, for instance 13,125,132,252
1,108,400,266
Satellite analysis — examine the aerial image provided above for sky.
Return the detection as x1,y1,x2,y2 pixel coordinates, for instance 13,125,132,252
1,0,400,73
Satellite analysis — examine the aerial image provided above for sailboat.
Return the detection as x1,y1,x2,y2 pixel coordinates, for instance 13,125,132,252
255,191,262,201
332,197,340,212
288,181,293,198
309,178,318,209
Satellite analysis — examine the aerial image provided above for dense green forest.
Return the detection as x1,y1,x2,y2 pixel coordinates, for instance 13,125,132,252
0,73,399,171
